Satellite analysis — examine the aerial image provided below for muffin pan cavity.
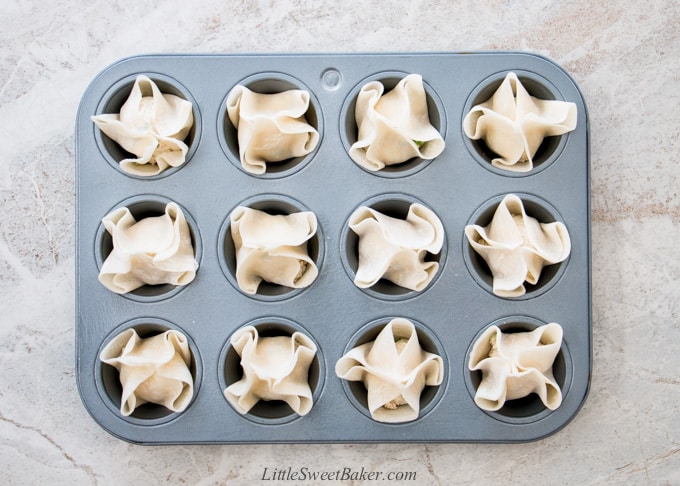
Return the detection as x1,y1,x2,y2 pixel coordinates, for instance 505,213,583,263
76,52,590,443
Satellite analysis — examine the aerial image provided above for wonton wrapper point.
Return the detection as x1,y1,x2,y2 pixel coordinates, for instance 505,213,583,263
468,323,563,411
100,328,194,416
226,85,319,175
91,75,194,176
464,194,570,297
224,326,317,416
335,318,444,423
350,73,445,171
230,206,318,295
349,203,444,291
98,202,198,294
463,72,577,172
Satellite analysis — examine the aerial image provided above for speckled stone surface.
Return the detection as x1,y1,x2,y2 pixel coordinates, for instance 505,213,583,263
1,1,678,484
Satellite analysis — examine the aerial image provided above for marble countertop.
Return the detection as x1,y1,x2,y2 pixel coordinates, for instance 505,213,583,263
1,0,678,484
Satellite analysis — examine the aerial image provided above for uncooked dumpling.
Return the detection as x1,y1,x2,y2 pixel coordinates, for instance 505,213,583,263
468,323,563,411
224,326,317,415
464,194,570,297
335,318,444,423
230,206,318,294
91,75,194,176
226,85,319,174
99,202,198,294
100,328,194,416
463,72,577,172
349,203,444,291
350,74,445,171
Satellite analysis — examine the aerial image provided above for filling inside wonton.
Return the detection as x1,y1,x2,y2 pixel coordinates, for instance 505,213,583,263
226,85,319,175
335,318,444,423
468,323,563,411
230,206,318,294
91,75,194,176
349,203,444,291
464,194,570,297
224,325,317,415
350,73,445,171
463,72,577,172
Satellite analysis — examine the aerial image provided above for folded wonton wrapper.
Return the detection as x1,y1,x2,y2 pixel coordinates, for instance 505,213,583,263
224,326,317,415
349,203,444,291
100,328,194,416
335,318,444,423
463,72,577,172
99,202,198,294
226,85,319,175
468,323,563,411
230,206,318,294
464,194,570,297
91,75,194,176
350,74,445,171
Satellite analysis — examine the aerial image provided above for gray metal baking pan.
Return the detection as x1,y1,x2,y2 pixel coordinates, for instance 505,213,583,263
75,52,590,444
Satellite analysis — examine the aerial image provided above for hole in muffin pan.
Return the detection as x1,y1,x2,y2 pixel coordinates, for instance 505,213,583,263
94,195,202,302
340,193,447,301
93,72,201,179
340,71,447,178
340,317,448,424
462,70,569,177
219,317,325,425
218,72,323,178
96,318,202,426
464,316,573,424
218,194,324,301
462,193,569,300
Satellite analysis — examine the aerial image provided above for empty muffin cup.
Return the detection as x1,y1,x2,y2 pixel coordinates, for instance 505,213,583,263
218,194,323,301
338,317,447,424
340,71,447,177
464,316,572,424
341,193,447,300
94,195,202,302
219,317,325,425
218,73,323,178
93,72,201,179
462,70,570,176
463,193,569,299
96,317,201,426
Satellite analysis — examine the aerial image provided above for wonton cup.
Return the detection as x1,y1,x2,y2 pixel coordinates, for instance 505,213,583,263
468,323,563,412
335,318,444,423
350,74,445,171
91,75,194,176
226,85,319,175
463,72,577,172
464,194,570,297
98,202,198,294
100,328,194,417
224,325,317,416
229,206,318,295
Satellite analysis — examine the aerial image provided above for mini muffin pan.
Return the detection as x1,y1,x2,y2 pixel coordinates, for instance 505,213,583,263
75,52,591,443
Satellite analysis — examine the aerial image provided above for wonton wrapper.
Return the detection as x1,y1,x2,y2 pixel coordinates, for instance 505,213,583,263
230,206,318,294
350,74,445,171
226,85,319,175
100,328,194,416
349,203,444,291
91,75,194,176
224,326,317,415
468,323,563,411
463,72,577,172
99,202,198,294
464,194,570,297
335,318,444,423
